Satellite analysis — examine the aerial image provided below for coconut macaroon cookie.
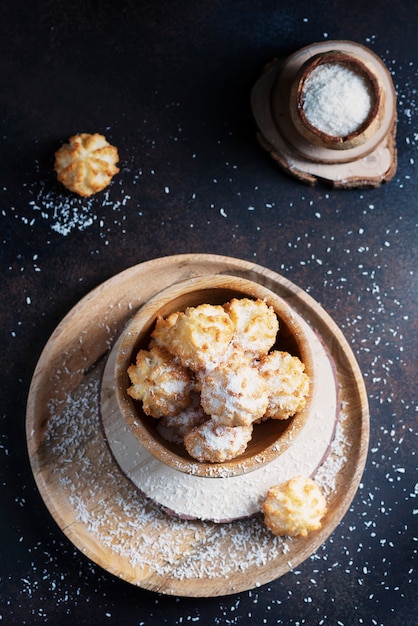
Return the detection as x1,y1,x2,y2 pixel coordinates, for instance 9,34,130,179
156,393,207,445
259,350,310,420
151,303,235,371
184,421,254,463
199,347,269,427
127,346,194,419
224,297,279,357
54,132,120,196
262,476,327,537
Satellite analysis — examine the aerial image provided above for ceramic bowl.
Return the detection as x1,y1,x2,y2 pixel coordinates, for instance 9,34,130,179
113,274,315,478
289,50,384,150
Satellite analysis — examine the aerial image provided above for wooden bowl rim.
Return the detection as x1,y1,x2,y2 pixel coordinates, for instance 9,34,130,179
114,274,315,478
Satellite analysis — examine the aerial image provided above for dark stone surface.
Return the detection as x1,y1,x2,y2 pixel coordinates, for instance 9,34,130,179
1,0,417,623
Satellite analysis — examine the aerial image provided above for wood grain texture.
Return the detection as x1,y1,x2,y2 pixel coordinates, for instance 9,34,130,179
26,254,369,596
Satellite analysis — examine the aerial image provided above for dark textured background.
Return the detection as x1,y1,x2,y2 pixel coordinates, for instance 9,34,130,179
1,0,417,624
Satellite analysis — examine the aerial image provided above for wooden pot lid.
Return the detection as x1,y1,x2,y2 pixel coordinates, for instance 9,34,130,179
251,40,397,187
26,254,369,596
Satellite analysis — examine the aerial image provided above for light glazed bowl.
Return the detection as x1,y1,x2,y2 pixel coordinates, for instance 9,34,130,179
113,274,315,478
289,50,384,150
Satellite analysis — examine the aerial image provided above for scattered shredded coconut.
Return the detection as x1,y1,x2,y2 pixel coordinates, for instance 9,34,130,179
314,419,349,496
41,357,349,584
44,365,291,581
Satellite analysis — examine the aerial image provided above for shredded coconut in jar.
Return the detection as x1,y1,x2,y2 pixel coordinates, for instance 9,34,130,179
302,62,374,136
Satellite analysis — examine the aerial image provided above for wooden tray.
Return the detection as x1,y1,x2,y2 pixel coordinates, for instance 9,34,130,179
26,254,369,597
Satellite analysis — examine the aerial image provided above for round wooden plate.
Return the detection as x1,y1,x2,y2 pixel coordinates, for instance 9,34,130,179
26,254,369,597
